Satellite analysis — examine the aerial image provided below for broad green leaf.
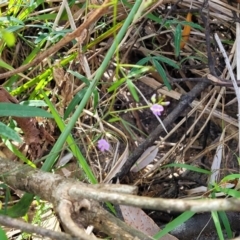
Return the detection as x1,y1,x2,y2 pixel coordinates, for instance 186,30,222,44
0,103,52,118
154,211,195,239
152,59,172,90
0,122,22,142
174,24,182,57
161,163,211,174
126,79,139,102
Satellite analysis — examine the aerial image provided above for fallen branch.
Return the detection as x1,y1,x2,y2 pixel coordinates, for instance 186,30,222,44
0,215,78,240
1,157,240,237
0,157,151,240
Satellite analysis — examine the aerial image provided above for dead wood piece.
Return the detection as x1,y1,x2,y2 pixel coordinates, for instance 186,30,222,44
57,199,99,240
0,157,150,240
0,215,79,240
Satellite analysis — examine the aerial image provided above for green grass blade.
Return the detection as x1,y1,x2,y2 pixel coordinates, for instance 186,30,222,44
40,0,143,182
0,122,21,142
64,88,87,120
0,193,34,218
68,70,90,85
161,163,211,174
0,103,52,118
174,24,181,57
212,211,224,240
218,187,240,198
41,91,97,183
220,173,240,182
152,59,172,90
153,211,195,239
218,211,232,239
126,79,139,102
2,137,35,167
0,226,8,240
152,56,179,69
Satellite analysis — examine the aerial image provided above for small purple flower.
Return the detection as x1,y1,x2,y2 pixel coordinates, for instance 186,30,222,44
150,104,164,116
97,139,110,152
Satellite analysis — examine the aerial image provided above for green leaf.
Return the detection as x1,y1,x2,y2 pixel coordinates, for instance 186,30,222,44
161,163,211,174
218,187,240,198
108,77,126,92
220,174,240,182
0,103,52,118
29,13,57,21
126,79,139,102
135,57,151,66
0,59,14,70
1,30,16,47
0,226,8,240
68,70,90,85
64,88,87,119
135,56,179,70
20,100,48,107
41,91,97,183
0,16,24,25
218,211,232,239
174,24,182,57
152,59,172,90
0,122,22,142
108,117,121,123
93,89,99,109
2,137,35,167
6,25,24,32
152,56,179,69
153,211,195,239
212,211,224,240
0,193,34,218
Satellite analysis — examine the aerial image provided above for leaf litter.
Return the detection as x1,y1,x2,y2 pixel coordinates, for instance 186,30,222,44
0,0,240,239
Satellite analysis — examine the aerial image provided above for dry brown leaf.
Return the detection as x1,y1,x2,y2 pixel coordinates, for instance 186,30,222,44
0,87,55,159
120,205,178,240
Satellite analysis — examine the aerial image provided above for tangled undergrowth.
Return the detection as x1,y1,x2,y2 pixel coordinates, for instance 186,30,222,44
0,0,240,239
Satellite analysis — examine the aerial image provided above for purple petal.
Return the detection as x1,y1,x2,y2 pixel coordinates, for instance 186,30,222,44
97,139,110,152
150,104,164,116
